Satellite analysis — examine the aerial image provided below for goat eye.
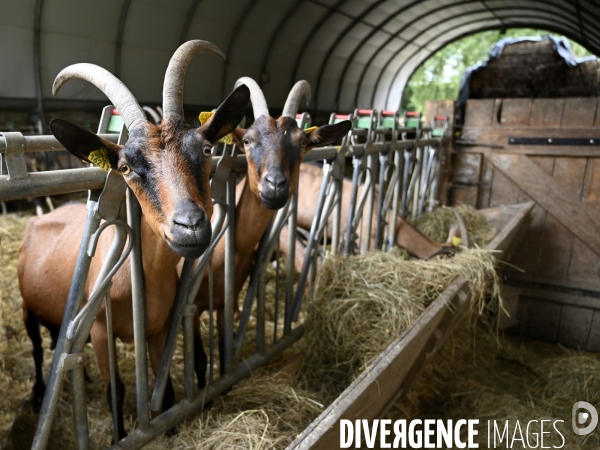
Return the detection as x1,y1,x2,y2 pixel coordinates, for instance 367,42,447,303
203,146,213,156
120,165,131,175
301,139,308,147
243,138,250,145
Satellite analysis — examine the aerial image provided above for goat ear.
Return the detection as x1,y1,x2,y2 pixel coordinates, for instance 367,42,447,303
50,118,122,170
200,84,250,144
230,127,247,152
304,120,352,150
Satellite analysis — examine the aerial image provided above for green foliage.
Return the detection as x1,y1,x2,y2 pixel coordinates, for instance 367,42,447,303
402,28,595,113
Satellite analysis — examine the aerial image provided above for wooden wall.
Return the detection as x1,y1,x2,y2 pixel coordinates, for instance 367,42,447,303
452,97,600,350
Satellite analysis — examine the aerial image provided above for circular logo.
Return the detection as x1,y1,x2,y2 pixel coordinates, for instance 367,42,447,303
572,401,598,436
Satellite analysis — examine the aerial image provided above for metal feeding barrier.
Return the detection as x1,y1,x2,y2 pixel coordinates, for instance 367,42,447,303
0,106,448,450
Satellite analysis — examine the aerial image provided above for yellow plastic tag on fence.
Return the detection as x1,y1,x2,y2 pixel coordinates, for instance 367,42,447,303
88,148,111,172
199,111,233,145
452,236,462,247
304,126,318,133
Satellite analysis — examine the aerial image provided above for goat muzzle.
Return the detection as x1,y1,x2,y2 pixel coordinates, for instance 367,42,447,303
166,200,212,259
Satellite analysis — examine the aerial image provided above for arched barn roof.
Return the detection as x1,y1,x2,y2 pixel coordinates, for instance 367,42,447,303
0,0,598,114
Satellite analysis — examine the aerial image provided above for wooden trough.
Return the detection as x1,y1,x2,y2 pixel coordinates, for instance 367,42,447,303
288,201,534,449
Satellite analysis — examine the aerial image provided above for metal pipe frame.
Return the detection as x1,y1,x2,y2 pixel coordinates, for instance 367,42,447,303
6,110,441,449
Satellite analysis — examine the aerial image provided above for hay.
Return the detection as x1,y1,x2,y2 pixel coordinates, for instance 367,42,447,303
301,247,500,401
388,320,600,449
413,204,497,248
144,375,323,450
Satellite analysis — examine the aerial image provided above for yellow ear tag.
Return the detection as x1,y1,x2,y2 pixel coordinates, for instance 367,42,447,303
304,126,318,133
88,148,111,172
452,236,462,247
199,111,233,145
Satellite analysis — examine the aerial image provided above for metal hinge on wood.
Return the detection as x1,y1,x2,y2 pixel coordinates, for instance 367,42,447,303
509,137,600,146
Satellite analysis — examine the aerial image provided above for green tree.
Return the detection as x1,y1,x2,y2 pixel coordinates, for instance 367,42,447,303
402,29,595,113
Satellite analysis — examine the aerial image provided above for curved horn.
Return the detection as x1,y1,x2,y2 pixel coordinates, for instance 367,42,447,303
162,40,225,120
282,80,311,118
53,63,146,132
234,77,269,119
143,106,161,125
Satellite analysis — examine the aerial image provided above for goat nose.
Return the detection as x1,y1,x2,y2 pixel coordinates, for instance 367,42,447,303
172,200,206,231
264,172,289,191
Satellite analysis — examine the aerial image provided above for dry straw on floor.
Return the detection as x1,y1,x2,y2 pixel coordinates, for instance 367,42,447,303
390,320,600,449
6,204,592,450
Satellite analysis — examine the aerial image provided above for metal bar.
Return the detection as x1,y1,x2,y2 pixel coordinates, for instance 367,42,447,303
290,0,349,90
70,363,89,450
150,204,228,409
127,190,149,429
293,162,332,321
178,0,202,44
223,171,236,373
33,0,47,133
32,195,102,450
374,150,387,250
284,187,298,335
208,259,215,383
0,168,107,201
509,137,600,145
114,0,132,78
105,291,120,445
343,156,361,256
400,149,412,218
220,0,259,99
0,133,119,153
312,0,387,110
256,257,266,355
110,326,305,450
150,259,194,411
273,235,280,343
183,291,196,401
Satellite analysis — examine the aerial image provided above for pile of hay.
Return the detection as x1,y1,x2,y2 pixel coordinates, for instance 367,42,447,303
301,205,501,401
413,204,497,248
389,320,600,449
145,375,323,450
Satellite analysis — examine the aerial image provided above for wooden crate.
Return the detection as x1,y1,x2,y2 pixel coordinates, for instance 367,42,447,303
452,97,600,350
288,202,533,450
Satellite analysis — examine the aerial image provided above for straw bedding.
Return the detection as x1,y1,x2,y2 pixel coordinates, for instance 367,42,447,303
2,205,598,449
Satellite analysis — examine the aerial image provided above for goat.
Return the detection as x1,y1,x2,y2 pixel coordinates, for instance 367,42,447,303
280,162,467,271
17,40,250,440
186,78,351,387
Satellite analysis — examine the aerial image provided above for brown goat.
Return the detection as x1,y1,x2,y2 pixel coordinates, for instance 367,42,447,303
186,78,351,387
17,41,250,441
279,162,465,271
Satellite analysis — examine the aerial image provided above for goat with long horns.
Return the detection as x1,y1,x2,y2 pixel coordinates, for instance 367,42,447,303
182,77,352,388
18,40,250,441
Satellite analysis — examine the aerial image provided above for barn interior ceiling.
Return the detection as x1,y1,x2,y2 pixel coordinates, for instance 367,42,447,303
0,0,598,115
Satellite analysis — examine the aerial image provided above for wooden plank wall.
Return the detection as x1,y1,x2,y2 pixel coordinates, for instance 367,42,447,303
453,97,600,350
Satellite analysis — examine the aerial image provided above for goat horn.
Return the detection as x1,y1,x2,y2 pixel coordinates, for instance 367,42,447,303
53,63,146,132
282,80,311,118
234,77,269,119
163,40,225,121
143,106,161,125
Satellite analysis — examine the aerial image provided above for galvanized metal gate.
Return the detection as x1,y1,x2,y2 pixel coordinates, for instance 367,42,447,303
0,106,448,449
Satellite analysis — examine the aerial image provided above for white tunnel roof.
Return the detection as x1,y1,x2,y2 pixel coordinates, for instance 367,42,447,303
1,0,598,113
